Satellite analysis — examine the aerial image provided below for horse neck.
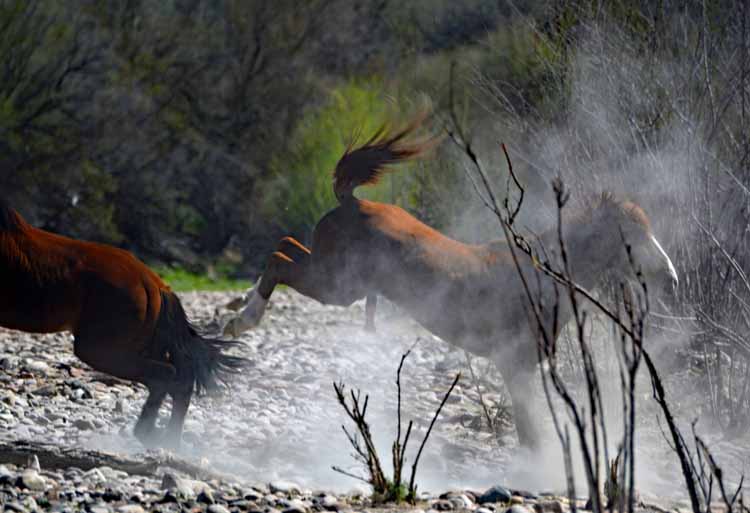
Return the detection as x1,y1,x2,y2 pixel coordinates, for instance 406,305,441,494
539,216,619,290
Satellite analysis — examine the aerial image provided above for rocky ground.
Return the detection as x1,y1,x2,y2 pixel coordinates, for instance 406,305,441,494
0,290,747,512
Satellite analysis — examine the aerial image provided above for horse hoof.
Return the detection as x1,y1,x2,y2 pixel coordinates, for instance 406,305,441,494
160,436,182,452
225,290,268,336
135,427,182,451
134,427,162,449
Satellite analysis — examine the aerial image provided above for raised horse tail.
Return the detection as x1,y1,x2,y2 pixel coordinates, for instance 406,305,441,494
332,112,441,203
153,290,247,394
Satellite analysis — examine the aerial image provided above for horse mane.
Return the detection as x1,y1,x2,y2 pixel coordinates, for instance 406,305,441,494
333,112,441,202
0,200,72,284
0,198,25,232
572,191,651,233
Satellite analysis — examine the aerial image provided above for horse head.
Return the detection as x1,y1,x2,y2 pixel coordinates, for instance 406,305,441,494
593,193,678,290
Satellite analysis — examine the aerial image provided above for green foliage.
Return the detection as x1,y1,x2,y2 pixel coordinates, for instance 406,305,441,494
370,480,409,504
388,480,409,503
154,266,251,292
5,0,739,279
261,80,419,235
57,161,121,243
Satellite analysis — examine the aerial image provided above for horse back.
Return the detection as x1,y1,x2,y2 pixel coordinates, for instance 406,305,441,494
0,222,166,338
314,199,488,272
312,200,541,350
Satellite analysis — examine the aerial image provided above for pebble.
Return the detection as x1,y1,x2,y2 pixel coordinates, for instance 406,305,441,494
270,480,302,495
0,290,708,513
116,506,145,513
320,494,340,510
73,417,97,430
0,464,14,483
19,469,46,490
244,489,264,501
478,486,512,504
506,506,532,513
432,499,455,511
198,488,216,504
160,472,197,499
85,467,107,483
24,359,50,374
446,493,473,509
537,500,565,513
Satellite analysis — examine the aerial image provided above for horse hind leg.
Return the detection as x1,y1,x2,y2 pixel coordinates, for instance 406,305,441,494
162,380,193,450
134,375,193,451
73,333,180,446
224,237,312,311
133,383,168,447
497,358,543,451
364,294,377,332
277,236,312,259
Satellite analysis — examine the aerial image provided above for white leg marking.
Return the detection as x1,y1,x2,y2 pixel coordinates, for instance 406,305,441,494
223,281,268,336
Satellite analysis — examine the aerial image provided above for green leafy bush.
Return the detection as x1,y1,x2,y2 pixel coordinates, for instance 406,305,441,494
154,265,251,292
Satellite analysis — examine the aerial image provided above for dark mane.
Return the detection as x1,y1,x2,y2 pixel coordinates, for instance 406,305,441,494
0,198,23,231
577,191,651,231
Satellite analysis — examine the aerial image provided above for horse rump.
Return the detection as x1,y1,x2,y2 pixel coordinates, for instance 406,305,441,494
154,290,247,394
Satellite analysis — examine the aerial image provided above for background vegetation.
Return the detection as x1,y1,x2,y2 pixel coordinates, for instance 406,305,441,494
0,0,542,273
3,0,750,435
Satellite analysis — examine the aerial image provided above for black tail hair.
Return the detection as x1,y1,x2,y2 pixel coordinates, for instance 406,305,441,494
153,290,247,394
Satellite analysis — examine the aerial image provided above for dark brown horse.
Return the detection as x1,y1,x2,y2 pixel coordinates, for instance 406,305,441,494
0,200,245,448
223,120,678,449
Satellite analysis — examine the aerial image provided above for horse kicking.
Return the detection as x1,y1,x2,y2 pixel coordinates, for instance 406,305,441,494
0,201,246,448
223,118,678,450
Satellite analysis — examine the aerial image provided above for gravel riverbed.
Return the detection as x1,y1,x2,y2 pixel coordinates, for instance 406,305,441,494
0,290,746,512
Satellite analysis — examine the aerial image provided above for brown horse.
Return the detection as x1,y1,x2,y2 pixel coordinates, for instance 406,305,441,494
0,201,246,448
223,120,678,449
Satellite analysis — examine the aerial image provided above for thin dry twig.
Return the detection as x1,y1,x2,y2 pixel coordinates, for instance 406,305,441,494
333,345,461,504
408,372,461,499
464,351,496,434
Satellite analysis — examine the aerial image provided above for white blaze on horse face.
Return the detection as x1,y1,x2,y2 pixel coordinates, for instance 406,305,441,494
651,235,678,286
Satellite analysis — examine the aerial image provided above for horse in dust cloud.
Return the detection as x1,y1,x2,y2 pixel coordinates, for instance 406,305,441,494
0,200,246,448
223,118,678,449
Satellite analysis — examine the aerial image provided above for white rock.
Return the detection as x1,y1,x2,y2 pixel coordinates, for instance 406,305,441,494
84,468,106,483
20,469,47,490
117,506,145,513
24,359,49,374
270,480,301,495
